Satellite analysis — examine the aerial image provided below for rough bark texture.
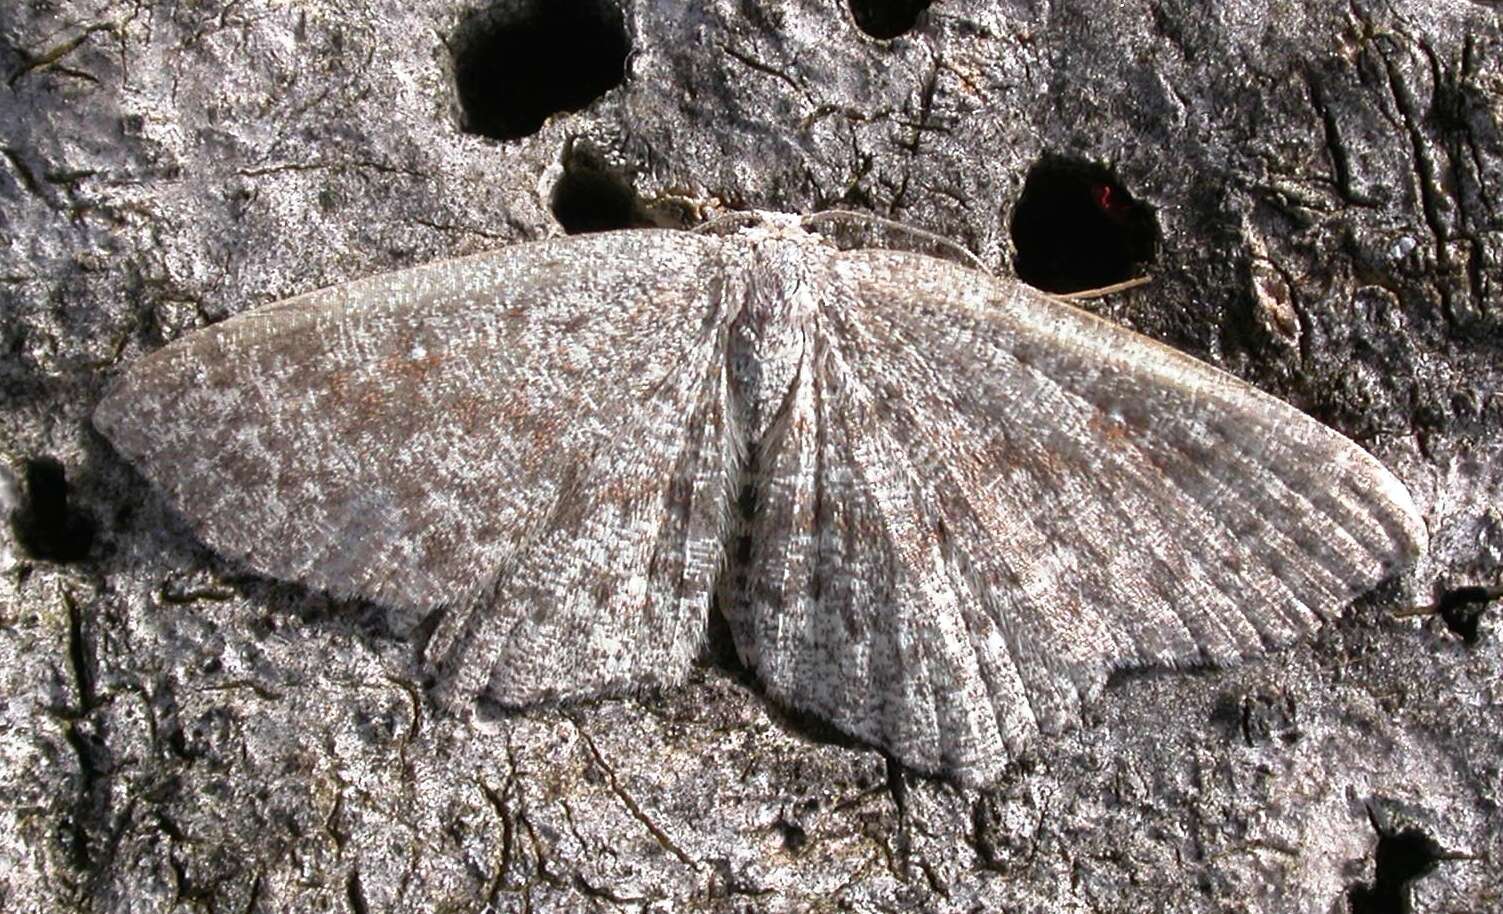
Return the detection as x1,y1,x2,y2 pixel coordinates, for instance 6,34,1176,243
0,1,1498,912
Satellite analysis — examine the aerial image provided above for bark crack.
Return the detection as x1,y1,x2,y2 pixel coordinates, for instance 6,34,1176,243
570,717,697,868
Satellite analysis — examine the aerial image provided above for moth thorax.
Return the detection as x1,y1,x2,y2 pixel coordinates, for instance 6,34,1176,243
729,247,816,444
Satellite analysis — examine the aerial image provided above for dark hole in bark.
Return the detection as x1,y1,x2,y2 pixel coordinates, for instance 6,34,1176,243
452,0,628,141
1435,585,1494,644
11,457,96,563
1010,158,1158,294
1347,826,1444,914
779,818,808,852
550,160,640,234
850,0,933,39
346,872,370,914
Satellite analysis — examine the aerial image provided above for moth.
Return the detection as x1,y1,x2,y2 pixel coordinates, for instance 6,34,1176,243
94,211,1427,784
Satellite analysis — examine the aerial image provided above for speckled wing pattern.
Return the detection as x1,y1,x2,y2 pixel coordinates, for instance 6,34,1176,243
94,213,1427,784
729,243,1426,783
95,232,739,703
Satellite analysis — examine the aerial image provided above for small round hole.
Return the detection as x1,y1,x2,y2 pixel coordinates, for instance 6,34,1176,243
1010,159,1157,294
850,0,933,40
1434,585,1495,645
1347,826,1445,914
452,1,629,142
550,161,640,234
